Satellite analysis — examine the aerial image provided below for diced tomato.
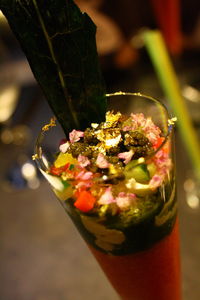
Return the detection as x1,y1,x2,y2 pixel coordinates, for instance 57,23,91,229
74,188,85,197
63,163,70,171
50,166,62,176
50,163,70,176
153,137,170,154
153,137,165,149
74,190,96,212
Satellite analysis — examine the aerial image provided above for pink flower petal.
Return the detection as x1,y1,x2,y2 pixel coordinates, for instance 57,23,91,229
69,129,84,143
146,132,158,144
116,192,136,209
154,150,172,174
143,117,161,143
149,174,164,189
118,150,134,164
98,187,115,205
78,155,90,167
131,113,146,127
96,153,110,168
76,180,93,189
59,141,70,153
81,172,93,180
75,170,93,180
129,114,161,144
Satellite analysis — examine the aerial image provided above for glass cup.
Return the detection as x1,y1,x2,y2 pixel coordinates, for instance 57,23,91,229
34,92,181,300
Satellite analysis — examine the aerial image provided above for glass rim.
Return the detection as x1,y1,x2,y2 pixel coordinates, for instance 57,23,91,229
34,91,175,173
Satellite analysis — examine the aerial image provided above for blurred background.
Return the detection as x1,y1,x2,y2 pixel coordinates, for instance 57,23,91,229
0,0,200,299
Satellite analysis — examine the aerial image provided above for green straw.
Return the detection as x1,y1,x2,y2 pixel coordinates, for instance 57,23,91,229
142,29,200,179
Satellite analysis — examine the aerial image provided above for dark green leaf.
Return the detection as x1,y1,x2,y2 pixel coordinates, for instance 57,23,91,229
0,0,106,135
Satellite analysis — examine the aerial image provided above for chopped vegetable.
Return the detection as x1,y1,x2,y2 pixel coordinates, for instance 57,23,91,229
74,190,96,212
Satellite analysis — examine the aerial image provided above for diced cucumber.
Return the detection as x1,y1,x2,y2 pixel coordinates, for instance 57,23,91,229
147,162,157,178
124,162,150,183
124,159,140,171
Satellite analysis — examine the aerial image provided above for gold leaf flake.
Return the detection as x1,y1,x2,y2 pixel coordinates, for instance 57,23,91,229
105,134,121,148
32,154,38,160
103,111,121,128
96,128,121,149
42,117,56,132
168,117,177,126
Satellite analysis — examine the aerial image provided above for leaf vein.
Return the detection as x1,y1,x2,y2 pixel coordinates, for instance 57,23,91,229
50,26,83,40
31,0,79,128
